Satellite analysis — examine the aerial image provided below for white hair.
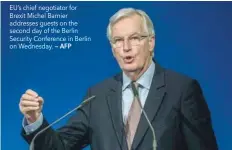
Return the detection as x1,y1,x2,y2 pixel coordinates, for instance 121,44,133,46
107,8,155,40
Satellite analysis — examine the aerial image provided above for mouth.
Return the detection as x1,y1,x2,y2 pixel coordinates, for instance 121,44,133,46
123,56,134,63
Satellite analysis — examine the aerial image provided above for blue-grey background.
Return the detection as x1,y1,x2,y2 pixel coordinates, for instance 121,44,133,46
2,1,232,150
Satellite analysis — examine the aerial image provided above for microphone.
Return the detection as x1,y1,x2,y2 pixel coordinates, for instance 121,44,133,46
29,95,96,150
131,83,157,150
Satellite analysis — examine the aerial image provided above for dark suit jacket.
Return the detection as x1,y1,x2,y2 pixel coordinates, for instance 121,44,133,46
22,63,218,150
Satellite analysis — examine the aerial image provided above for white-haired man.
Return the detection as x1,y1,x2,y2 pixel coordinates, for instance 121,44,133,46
20,8,218,150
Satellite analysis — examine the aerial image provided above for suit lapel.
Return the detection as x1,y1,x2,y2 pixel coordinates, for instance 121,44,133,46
106,74,128,150
132,63,167,149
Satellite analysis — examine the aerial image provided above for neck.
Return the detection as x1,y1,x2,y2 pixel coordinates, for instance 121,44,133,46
125,58,152,81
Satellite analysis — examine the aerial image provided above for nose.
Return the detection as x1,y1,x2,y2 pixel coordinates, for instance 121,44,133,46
123,39,132,52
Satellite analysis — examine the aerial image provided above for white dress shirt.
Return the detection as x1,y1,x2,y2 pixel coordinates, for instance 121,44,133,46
122,61,155,123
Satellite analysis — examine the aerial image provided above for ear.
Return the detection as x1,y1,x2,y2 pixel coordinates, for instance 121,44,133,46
148,35,155,53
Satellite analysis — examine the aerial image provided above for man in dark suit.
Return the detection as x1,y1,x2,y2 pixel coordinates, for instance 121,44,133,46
19,8,218,150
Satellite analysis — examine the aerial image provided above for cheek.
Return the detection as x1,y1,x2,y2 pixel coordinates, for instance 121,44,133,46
143,43,152,56
112,48,118,57
112,49,123,60
136,47,149,60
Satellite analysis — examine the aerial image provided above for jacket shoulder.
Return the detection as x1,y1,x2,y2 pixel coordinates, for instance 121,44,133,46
88,73,121,95
164,68,197,91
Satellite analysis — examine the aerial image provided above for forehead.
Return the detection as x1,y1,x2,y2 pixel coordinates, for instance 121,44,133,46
112,14,144,37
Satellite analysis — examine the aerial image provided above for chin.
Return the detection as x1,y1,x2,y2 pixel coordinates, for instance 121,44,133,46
122,64,138,72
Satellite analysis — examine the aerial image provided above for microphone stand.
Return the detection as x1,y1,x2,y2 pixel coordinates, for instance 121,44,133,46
131,83,157,150
29,95,96,150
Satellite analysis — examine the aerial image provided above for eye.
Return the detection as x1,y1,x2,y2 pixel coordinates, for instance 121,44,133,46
114,38,123,43
130,36,139,41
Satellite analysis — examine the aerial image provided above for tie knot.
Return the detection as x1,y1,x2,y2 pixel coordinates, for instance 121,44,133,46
132,81,139,89
131,81,139,97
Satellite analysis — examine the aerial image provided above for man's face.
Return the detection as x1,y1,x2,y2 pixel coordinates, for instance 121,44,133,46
111,14,154,74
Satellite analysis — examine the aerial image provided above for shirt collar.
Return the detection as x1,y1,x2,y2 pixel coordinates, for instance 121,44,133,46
122,61,155,91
